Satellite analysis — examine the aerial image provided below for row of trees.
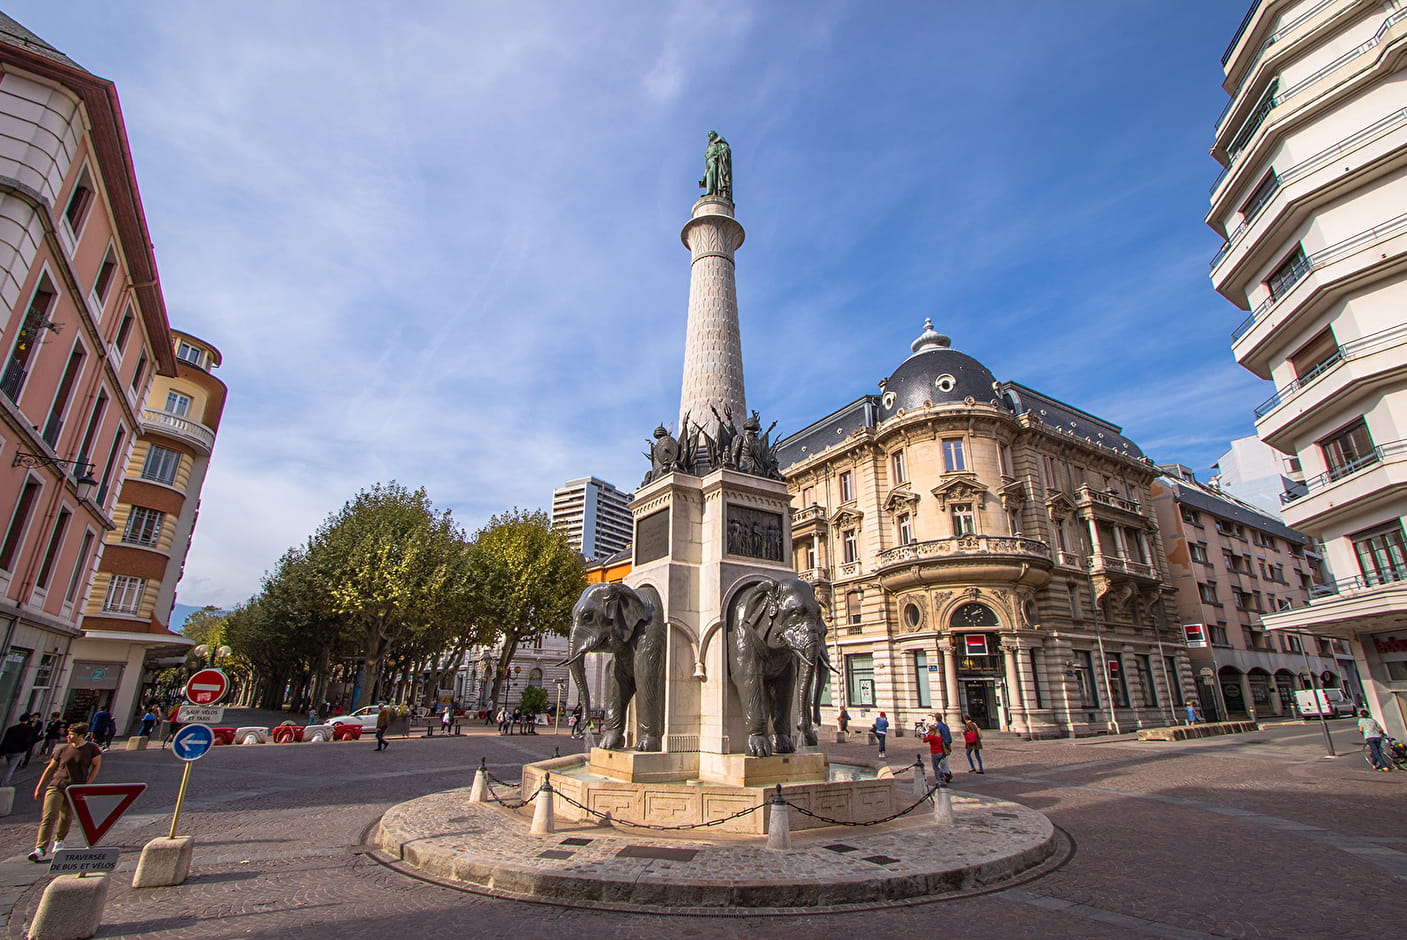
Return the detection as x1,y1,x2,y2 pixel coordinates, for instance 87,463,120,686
186,483,585,713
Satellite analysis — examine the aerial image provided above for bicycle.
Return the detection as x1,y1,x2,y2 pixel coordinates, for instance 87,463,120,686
1363,736,1407,770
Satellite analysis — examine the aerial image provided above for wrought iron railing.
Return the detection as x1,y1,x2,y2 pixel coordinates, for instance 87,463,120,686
1254,321,1407,418
1233,210,1407,340
1210,7,1407,195
1212,107,1407,269
1281,439,1407,504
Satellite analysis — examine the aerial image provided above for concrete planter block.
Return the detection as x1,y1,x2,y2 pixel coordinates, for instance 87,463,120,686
0,786,13,816
132,836,195,888
125,736,148,751
29,873,109,940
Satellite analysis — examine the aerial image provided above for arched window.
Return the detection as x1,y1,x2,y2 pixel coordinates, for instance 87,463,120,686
528,667,543,682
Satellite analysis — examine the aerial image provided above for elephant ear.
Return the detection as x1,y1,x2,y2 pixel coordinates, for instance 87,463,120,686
614,585,652,639
736,578,779,646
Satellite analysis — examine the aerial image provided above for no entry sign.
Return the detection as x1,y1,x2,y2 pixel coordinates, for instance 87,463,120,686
184,668,228,705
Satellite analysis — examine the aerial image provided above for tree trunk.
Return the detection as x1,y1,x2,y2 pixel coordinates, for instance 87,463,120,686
489,636,519,713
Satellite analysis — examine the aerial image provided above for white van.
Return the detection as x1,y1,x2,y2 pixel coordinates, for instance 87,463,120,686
1293,688,1355,718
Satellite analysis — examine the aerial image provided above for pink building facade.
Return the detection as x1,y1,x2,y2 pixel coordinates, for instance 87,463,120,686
0,15,178,728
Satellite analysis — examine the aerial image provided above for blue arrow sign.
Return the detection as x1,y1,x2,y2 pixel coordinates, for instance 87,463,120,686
171,723,214,761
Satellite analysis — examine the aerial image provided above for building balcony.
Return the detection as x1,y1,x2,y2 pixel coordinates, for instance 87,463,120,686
1263,565,1407,639
1073,484,1141,517
790,504,827,536
1232,211,1407,377
1279,439,1407,528
797,566,830,585
1087,553,1157,581
1210,6,1407,200
1055,550,1085,569
874,535,1053,592
1211,106,1407,282
1254,323,1407,450
141,409,215,453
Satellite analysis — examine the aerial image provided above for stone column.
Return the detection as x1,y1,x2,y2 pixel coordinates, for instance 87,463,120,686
939,638,961,717
679,196,746,435
1002,642,1024,733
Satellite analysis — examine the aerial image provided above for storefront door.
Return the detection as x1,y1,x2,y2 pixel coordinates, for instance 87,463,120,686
963,679,996,729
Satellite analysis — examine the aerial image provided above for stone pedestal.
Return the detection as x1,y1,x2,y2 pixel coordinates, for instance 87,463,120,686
125,736,148,751
29,873,108,940
132,836,194,887
0,785,13,816
697,752,826,787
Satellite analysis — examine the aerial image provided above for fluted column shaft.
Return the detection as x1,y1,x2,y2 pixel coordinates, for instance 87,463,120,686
679,196,746,433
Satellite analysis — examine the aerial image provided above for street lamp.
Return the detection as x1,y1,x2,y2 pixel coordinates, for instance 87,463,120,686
12,450,99,501
192,644,232,668
553,678,567,734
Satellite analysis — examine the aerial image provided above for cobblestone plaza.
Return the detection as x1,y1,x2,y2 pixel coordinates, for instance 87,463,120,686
0,712,1400,938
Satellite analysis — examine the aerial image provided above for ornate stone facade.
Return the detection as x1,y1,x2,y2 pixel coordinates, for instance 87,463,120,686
777,324,1191,738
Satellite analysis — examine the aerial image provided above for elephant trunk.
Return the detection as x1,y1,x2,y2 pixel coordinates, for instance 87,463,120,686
558,648,591,719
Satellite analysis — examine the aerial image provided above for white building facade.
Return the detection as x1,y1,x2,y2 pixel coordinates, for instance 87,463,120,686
1207,0,1407,735
551,476,633,560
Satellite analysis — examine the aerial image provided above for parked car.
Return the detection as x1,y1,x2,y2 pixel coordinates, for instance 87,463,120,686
327,706,387,730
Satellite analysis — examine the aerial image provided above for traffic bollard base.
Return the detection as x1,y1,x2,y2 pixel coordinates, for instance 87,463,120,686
29,872,109,940
0,786,13,816
132,836,195,888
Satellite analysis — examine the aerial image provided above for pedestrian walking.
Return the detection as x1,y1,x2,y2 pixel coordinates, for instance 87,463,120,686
139,708,158,738
163,703,183,748
962,713,984,773
29,723,102,862
1,714,33,787
21,713,42,768
1359,708,1391,771
872,711,889,758
838,707,850,733
40,713,63,758
374,704,392,751
307,707,319,726
441,707,452,733
922,714,953,785
1185,702,1199,725
89,708,113,750
570,703,583,738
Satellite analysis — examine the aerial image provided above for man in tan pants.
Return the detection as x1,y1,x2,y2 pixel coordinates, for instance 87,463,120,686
29,723,102,862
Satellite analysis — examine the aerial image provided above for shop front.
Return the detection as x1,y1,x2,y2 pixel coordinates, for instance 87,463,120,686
63,661,124,722
954,632,1005,730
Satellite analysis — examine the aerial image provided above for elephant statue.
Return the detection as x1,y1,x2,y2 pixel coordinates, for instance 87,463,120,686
727,576,832,757
557,582,666,751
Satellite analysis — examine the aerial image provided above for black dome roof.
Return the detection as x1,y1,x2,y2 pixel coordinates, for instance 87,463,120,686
878,319,999,418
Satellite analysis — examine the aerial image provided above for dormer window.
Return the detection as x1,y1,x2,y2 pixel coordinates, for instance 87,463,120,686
176,341,205,368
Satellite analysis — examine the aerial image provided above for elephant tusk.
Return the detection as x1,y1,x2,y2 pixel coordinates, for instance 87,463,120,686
555,652,585,669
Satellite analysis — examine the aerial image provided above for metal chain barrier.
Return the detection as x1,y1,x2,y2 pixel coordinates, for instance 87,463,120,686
552,788,766,831
784,781,942,827
482,775,542,809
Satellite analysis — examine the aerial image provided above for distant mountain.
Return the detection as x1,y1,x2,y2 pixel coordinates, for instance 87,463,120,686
171,603,224,633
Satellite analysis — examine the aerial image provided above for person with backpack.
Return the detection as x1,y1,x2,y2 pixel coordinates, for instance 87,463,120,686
872,711,889,759
962,713,985,773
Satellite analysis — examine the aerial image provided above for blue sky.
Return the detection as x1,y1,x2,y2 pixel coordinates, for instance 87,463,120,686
7,1,1260,607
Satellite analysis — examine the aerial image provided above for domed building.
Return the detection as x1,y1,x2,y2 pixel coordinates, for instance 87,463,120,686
778,321,1189,738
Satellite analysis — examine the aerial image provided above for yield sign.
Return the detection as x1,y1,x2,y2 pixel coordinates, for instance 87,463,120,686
65,783,147,846
184,668,228,705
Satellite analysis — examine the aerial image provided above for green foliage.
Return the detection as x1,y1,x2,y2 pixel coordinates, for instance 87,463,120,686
519,684,548,714
181,605,227,645
212,484,585,715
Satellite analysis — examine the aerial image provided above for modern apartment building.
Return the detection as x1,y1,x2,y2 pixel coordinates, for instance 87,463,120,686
1207,0,1407,735
1151,465,1354,720
778,321,1191,738
551,476,633,560
0,15,179,728
70,330,225,731
1209,434,1307,518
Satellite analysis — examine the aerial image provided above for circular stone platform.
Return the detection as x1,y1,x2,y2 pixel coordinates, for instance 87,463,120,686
372,786,1062,913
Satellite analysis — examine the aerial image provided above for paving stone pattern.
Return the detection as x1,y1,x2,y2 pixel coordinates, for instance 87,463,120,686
0,711,1401,938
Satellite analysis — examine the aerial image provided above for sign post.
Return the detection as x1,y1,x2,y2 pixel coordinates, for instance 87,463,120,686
168,723,214,838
